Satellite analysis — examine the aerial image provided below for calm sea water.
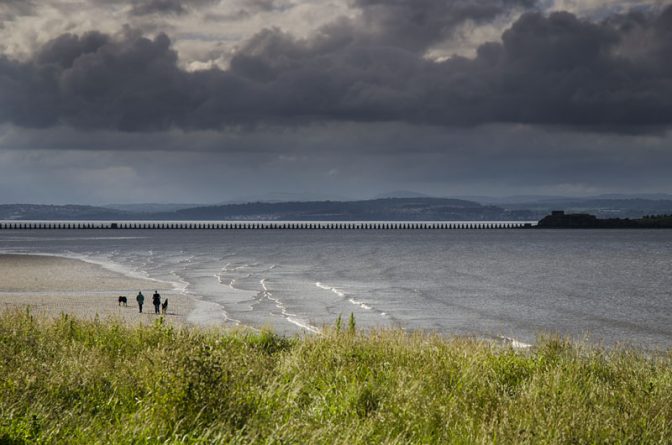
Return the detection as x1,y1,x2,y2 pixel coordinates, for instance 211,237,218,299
2,229,672,348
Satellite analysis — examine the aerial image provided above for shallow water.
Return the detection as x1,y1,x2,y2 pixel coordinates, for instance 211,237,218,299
2,228,672,348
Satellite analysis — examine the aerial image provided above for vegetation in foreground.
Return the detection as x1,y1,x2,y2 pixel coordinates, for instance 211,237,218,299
1,310,671,444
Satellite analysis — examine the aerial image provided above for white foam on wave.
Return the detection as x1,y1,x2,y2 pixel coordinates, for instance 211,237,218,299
316,282,374,310
158,258,241,326
263,279,320,334
316,282,346,298
179,255,195,264
286,317,321,334
223,262,252,273
499,336,533,349
214,272,237,290
349,298,372,310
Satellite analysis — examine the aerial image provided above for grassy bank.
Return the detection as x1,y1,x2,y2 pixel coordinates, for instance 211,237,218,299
1,310,671,444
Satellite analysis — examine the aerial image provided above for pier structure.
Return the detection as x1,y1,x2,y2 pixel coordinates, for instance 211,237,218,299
0,221,534,230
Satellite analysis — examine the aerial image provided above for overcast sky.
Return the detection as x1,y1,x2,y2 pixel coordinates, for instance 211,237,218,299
0,0,671,204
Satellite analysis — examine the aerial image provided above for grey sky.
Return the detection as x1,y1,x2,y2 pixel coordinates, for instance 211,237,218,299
0,0,670,204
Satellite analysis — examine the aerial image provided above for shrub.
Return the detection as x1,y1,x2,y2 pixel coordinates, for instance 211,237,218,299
0,309,671,444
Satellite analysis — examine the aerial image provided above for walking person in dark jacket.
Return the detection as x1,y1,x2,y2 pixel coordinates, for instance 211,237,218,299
152,290,161,314
136,291,144,313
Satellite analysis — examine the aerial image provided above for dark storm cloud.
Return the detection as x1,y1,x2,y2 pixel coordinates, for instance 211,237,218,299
204,0,291,23
86,0,218,16
127,0,218,16
352,0,538,50
246,0,284,12
1,3,671,132
0,29,186,131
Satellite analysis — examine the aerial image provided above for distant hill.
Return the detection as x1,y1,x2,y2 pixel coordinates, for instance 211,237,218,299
0,199,534,221
161,198,532,221
373,191,434,199
104,203,204,213
0,204,131,221
217,192,351,204
5,196,670,221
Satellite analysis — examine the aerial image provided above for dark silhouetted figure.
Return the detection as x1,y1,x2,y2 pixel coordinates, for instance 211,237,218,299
152,290,161,314
161,298,168,315
118,296,128,306
136,291,144,313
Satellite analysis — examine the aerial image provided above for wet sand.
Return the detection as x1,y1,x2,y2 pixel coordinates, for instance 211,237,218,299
0,254,195,325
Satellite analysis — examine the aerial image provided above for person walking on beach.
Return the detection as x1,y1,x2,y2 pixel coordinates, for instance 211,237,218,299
136,291,144,313
152,290,161,314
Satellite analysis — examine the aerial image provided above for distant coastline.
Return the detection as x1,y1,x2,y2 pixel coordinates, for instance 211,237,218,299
536,211,672,229
2,202,672,229
4,195,672,222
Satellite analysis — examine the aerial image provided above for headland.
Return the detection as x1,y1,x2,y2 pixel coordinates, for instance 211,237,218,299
536,210,672,229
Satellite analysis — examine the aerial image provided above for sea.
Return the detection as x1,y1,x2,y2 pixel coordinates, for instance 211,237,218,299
2,227,672,348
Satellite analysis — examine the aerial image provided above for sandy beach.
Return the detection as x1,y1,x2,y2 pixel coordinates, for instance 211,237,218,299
0,254,195,325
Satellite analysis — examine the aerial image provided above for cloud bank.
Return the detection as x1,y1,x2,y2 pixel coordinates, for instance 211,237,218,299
1,0,671,203
0,1,669,132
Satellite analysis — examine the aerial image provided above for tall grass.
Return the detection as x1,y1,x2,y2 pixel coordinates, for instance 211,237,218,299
1,309,671,444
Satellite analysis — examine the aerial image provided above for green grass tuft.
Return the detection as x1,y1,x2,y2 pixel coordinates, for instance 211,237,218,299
1,309,671,444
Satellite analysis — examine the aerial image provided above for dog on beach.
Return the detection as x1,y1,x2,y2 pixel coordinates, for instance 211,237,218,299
118,296,128,306
161,299,168,315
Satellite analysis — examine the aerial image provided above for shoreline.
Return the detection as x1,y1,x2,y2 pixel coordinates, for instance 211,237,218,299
0,253,197,326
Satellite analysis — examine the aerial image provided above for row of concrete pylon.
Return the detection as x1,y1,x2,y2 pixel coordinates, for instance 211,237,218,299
0,221,534,230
